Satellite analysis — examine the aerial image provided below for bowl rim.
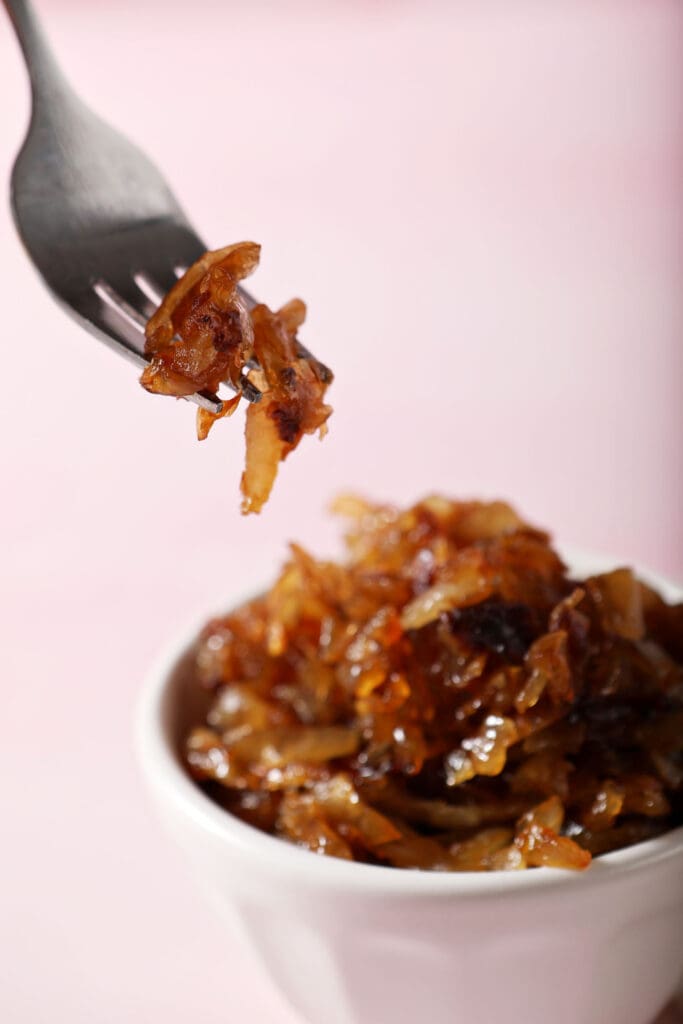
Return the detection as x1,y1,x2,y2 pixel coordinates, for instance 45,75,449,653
136,546,683,896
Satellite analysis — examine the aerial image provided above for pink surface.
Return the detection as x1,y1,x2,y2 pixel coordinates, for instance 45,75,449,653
1,2,682,1021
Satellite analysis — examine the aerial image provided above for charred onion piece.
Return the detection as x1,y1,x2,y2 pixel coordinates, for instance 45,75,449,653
185,496,683,870
241,301,332,514
142,243,259,397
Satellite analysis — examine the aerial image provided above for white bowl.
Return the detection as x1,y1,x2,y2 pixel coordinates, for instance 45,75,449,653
136,554,683,1024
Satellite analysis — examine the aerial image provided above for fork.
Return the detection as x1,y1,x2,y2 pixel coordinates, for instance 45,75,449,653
3,0,276,413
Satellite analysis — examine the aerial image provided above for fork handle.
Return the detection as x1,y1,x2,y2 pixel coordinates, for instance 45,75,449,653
3,0,70,102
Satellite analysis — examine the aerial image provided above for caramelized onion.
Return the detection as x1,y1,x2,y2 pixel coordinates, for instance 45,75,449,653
185,495,683,870
141,245,333,512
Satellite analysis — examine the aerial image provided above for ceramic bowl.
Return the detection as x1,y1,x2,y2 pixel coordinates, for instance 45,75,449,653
136,554,683,1024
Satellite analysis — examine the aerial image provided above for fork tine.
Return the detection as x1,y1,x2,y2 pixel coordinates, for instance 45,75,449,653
93,279,148,334
143,265,185,301
295,341,333,383
133,271,165,309
241,375,262,403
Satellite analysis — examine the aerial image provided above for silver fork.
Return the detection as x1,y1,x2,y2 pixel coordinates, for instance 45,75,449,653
3,0,278,413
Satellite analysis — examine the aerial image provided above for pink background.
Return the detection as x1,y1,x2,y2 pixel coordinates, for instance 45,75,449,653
1,1,681,1021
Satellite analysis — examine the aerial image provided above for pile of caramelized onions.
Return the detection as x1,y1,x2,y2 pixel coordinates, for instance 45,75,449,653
140,244,333,513
185,496,683,870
